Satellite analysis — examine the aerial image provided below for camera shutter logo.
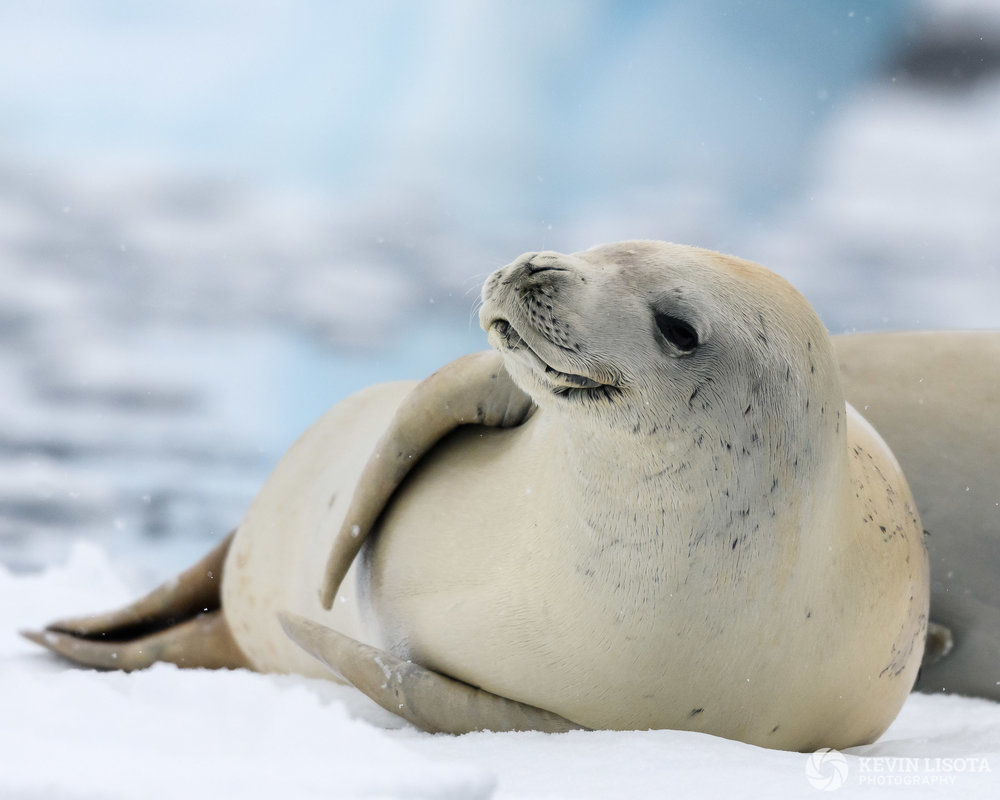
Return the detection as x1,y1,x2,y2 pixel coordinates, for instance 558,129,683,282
806,748,849,791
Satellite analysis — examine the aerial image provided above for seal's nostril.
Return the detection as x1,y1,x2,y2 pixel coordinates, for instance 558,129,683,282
494,319,511,336
526,264,567,276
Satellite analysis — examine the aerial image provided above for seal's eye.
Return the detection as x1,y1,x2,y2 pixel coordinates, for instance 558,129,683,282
655,312,699,352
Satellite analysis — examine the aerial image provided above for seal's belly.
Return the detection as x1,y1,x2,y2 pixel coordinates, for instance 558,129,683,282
362,420,632,709
364,413,927,749
364,422,807,733
362,419,574,660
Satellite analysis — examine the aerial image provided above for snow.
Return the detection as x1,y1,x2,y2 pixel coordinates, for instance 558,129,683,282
3,544,999,799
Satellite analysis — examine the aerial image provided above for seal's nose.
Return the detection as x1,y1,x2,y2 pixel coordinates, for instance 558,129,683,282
516,251,569,280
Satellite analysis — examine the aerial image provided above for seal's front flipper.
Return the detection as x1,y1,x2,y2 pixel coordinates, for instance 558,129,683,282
278,612,583,734
319,351,533,608
21,530,248,670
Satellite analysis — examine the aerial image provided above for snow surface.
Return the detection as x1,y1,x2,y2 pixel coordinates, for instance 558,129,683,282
3,544,999,799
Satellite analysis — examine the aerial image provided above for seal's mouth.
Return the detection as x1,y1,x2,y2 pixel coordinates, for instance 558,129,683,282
490,318,618,397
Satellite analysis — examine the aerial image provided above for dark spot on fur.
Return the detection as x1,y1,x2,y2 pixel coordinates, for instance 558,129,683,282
771,725,780,734
689,708,704,717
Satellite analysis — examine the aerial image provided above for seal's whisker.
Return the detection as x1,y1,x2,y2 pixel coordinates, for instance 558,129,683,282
467,296,485,331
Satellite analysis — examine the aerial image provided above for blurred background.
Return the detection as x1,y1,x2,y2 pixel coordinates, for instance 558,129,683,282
1,0,998,581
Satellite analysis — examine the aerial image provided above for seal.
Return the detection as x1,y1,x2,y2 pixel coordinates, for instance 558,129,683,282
24,241,930,751
833,330,1000,700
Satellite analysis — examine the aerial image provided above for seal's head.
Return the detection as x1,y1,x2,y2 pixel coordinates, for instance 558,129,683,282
480,240,844,473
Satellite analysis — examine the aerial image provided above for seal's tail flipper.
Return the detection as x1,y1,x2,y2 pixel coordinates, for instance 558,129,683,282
21,530,249,671
278,612,583,734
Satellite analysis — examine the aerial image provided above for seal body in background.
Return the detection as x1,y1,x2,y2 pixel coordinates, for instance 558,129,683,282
835,331,1000,700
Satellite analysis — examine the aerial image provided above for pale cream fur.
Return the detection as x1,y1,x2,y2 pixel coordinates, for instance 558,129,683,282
223,241,928,750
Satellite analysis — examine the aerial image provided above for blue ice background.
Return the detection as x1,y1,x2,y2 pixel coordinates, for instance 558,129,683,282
2,1,904,211
1,1,997,577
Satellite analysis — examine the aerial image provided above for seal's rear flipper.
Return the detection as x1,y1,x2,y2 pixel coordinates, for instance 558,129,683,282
278,612,583,734
922,621,954,668
21,609,247,670
21,530,249,671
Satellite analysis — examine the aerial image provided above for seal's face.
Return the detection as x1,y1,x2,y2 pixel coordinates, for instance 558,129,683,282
480,240,836,443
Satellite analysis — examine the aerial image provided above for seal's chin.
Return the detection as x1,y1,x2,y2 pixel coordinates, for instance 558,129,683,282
489,318,609,395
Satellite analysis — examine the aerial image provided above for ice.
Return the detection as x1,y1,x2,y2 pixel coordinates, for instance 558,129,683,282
3,546,999,799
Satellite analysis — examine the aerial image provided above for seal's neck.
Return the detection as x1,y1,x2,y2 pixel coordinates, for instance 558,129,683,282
534,392,849,604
